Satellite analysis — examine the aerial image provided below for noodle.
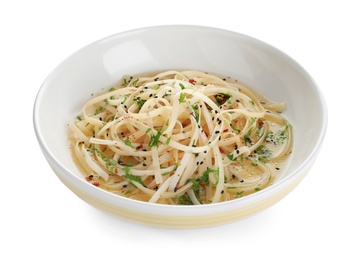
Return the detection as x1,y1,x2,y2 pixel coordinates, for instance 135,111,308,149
68,70,293,205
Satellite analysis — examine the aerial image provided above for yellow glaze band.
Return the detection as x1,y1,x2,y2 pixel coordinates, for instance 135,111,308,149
55,170,307,228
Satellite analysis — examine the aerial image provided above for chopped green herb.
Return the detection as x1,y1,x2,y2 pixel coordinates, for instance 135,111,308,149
179,93,186,103
94,106,104,115
76,115,83,121
133,97,147,110
266,126,289,144
124,139,134,148
227,154,237,161
176,194,193,205
230,122,241,133
255,145,272,163
91,147,118,172
190,168,219,192
191,104,199,122
236,191,244,197
132,78,139,86
149,130,163,147
145,128,152,134
215,93,232,105
122,163,143,188
179,83,185,90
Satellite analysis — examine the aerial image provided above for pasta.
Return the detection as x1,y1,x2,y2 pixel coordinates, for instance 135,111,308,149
68,70,293,205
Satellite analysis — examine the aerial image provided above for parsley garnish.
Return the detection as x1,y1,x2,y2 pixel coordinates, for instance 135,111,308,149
215,93,232,105
266,126,289,144
122,163,144,188
179,93,186,103
149,130,163,147
124,139,134,148
176,194,193,205
133,97,147,110
227,154,238,161
255,145,272,163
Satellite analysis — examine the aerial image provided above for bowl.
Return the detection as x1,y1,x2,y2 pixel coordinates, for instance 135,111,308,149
33,25,327,228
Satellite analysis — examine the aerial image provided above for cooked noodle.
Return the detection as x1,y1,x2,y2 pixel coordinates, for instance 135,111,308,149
68,70,293,205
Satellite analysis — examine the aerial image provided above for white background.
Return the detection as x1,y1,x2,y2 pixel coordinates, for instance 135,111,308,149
1,0,356,259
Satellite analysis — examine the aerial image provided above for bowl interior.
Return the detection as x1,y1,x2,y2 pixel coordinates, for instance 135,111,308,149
35,26,326,191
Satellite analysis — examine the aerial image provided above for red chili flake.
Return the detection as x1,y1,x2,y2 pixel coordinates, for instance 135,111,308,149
92,182,100,187
257,120,264,127
200,181,206,190
189,79,196,85
86,176,92,181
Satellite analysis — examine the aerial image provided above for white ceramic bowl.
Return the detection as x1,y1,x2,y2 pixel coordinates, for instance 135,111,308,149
33,25,327,228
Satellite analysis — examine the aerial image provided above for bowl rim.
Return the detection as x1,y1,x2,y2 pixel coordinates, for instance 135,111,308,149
33,24,328,211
